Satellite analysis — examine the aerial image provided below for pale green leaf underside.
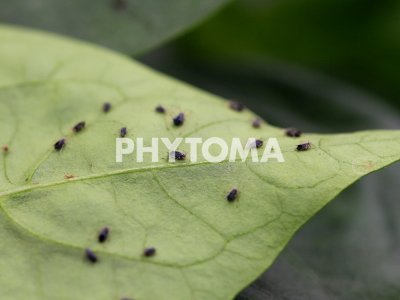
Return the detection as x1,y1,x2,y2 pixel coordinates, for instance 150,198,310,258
0,25,399,300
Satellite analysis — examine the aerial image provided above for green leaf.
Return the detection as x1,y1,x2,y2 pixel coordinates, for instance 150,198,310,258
0,0,231,55
237,163,400,300
0,25,399,300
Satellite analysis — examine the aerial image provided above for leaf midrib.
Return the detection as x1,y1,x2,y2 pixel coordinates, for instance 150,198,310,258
2,135,400,199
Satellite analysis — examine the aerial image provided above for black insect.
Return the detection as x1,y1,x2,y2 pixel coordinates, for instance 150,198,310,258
229,101,245,112
252,118,261,128
171,151,186,161
120,127,127,137
173,113,185,126
54,138,66,151
143,247,156,257
226,188,238,202
73,121,86,132
98,227,109,243
255,139,263,148
285,128,302,138
296,142,311,151
113,0,127,11
103,102,111,113
155,105,166,113
85,248,98,263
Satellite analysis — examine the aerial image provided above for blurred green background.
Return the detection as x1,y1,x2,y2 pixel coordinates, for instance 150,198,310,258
138,0,400,299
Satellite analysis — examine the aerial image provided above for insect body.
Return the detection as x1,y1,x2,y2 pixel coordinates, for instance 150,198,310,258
54,138,66,151
173,113,185,126
170,151,186,161
229,101,245,112
143,247,156,257
255,139,263,148
98,227,110,243
285,128,302,138
296,142,311,151
73,121,85,132
85,248,98,263
155,105,166,113
227,188,238,202
120,127,127,137
103,102,111,113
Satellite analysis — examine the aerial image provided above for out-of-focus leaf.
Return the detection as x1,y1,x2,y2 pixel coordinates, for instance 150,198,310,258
1,25,399,300
178,0,400,107
0,0,231,54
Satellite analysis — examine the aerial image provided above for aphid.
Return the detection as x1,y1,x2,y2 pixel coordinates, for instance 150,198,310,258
103,102,111,113
285,128,302,138
120,127,127,137
252,118,261,128
170,151,186,161
296,142,311,151
85,248,98,263
54,138,66,151
73,121,85,132
226,188,238,202
143,247,156,257
98,227,110,243
64,174,74,179
155,105,166,113
229,101,245,112
113,0,127,11
255,139,263,148
173,113,185,126
2,145,9,153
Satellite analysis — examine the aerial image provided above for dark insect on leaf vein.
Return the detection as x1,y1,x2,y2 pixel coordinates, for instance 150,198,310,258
54,138,66,151
170,151,186,161
143,247,156,257
85,248,98,263
73,121,85,133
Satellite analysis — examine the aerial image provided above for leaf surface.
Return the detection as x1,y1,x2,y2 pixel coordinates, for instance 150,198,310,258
0,25,399,300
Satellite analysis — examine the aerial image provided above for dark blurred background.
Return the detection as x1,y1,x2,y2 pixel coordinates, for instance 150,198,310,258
138,0,400,299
